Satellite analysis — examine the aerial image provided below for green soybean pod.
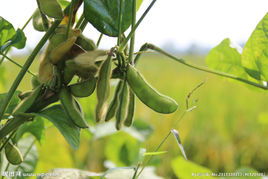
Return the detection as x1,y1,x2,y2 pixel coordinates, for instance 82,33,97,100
124,89,135,127
95,55,112,122
13,85,43,114
5,142,23,165
60,87,89,128
115,81,129,130
105,81,123,122
69,77,97,98
76,35,96,51
32,9,45,32
126,65,178,114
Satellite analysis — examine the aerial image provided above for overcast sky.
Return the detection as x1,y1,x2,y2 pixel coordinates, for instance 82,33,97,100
0,0,267,53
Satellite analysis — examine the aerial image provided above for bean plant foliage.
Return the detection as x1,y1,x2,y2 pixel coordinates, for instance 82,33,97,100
0,0,267,178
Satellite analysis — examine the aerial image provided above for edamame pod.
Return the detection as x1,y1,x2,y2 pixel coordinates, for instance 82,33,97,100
69,77,97,98
63,62,76,84
13,85,43,114
5,142,23,165
76,35,96,51
60,87,89,128
126,65,178,114
105,81,123,122
95,55,112,122
124,89,135,127
49,36,78,64
115,81,129,130
32,9,45,32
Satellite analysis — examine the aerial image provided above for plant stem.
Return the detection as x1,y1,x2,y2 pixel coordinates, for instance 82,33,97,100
0,20,61,121
96,34,103,48
129,0,136,64
75,14,85,29
0,53,36,77
78,18,88,32
117,0,124,46
0,14,33,65
0,130,16,152
119,0,158,51
66,0,75,38
0,116,29,140
147,44,268,90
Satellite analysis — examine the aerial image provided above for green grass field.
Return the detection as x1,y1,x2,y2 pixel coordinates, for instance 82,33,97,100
1,54,268,178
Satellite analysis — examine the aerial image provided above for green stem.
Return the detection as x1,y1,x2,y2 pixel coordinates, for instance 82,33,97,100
66,0,75,38
0,130,16,152
96,34,103,48
0,117,29,140
119,0,158,51
117,0,124,46
0,14,33,65
147,44,268,90
78,18,88,32
0,53,36,77
129,0,136,64
75,14,85,29
0,20,61,121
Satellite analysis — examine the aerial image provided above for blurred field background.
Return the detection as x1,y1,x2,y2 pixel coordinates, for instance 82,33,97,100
1,53,268,178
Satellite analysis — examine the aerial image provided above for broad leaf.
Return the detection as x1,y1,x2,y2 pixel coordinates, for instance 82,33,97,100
38,0,64,19
34,105,80,149
8,137,38,179
0,91,21,116
241,13,268,81
0,17,26,51
206,38,247,79
58,0,71,9
83,0,143,37
104,132,140,166
172,157,213,179
14,118,45,143
1,29,26,51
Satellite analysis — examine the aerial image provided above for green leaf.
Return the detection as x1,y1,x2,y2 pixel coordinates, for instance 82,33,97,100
0,17,16,47
172,157,214,179
206,38,248,79
8,137,38,178
0,91,21,116
14,118,45,143
38,0,64,19
34,105,80,149
83,0,143,37
0,17,26,51
241,13,268,81
58,0,71,9
104,132,140,166
1,29,26,51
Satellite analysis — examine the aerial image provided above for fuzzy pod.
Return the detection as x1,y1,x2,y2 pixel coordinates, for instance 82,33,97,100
124,89,135,127
5,142,23,165
60,87,89,128
126,65,178,114
69,76,97,98
95,55,112,122
13,85,43,114
115,81,129,130
105,81,123,122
